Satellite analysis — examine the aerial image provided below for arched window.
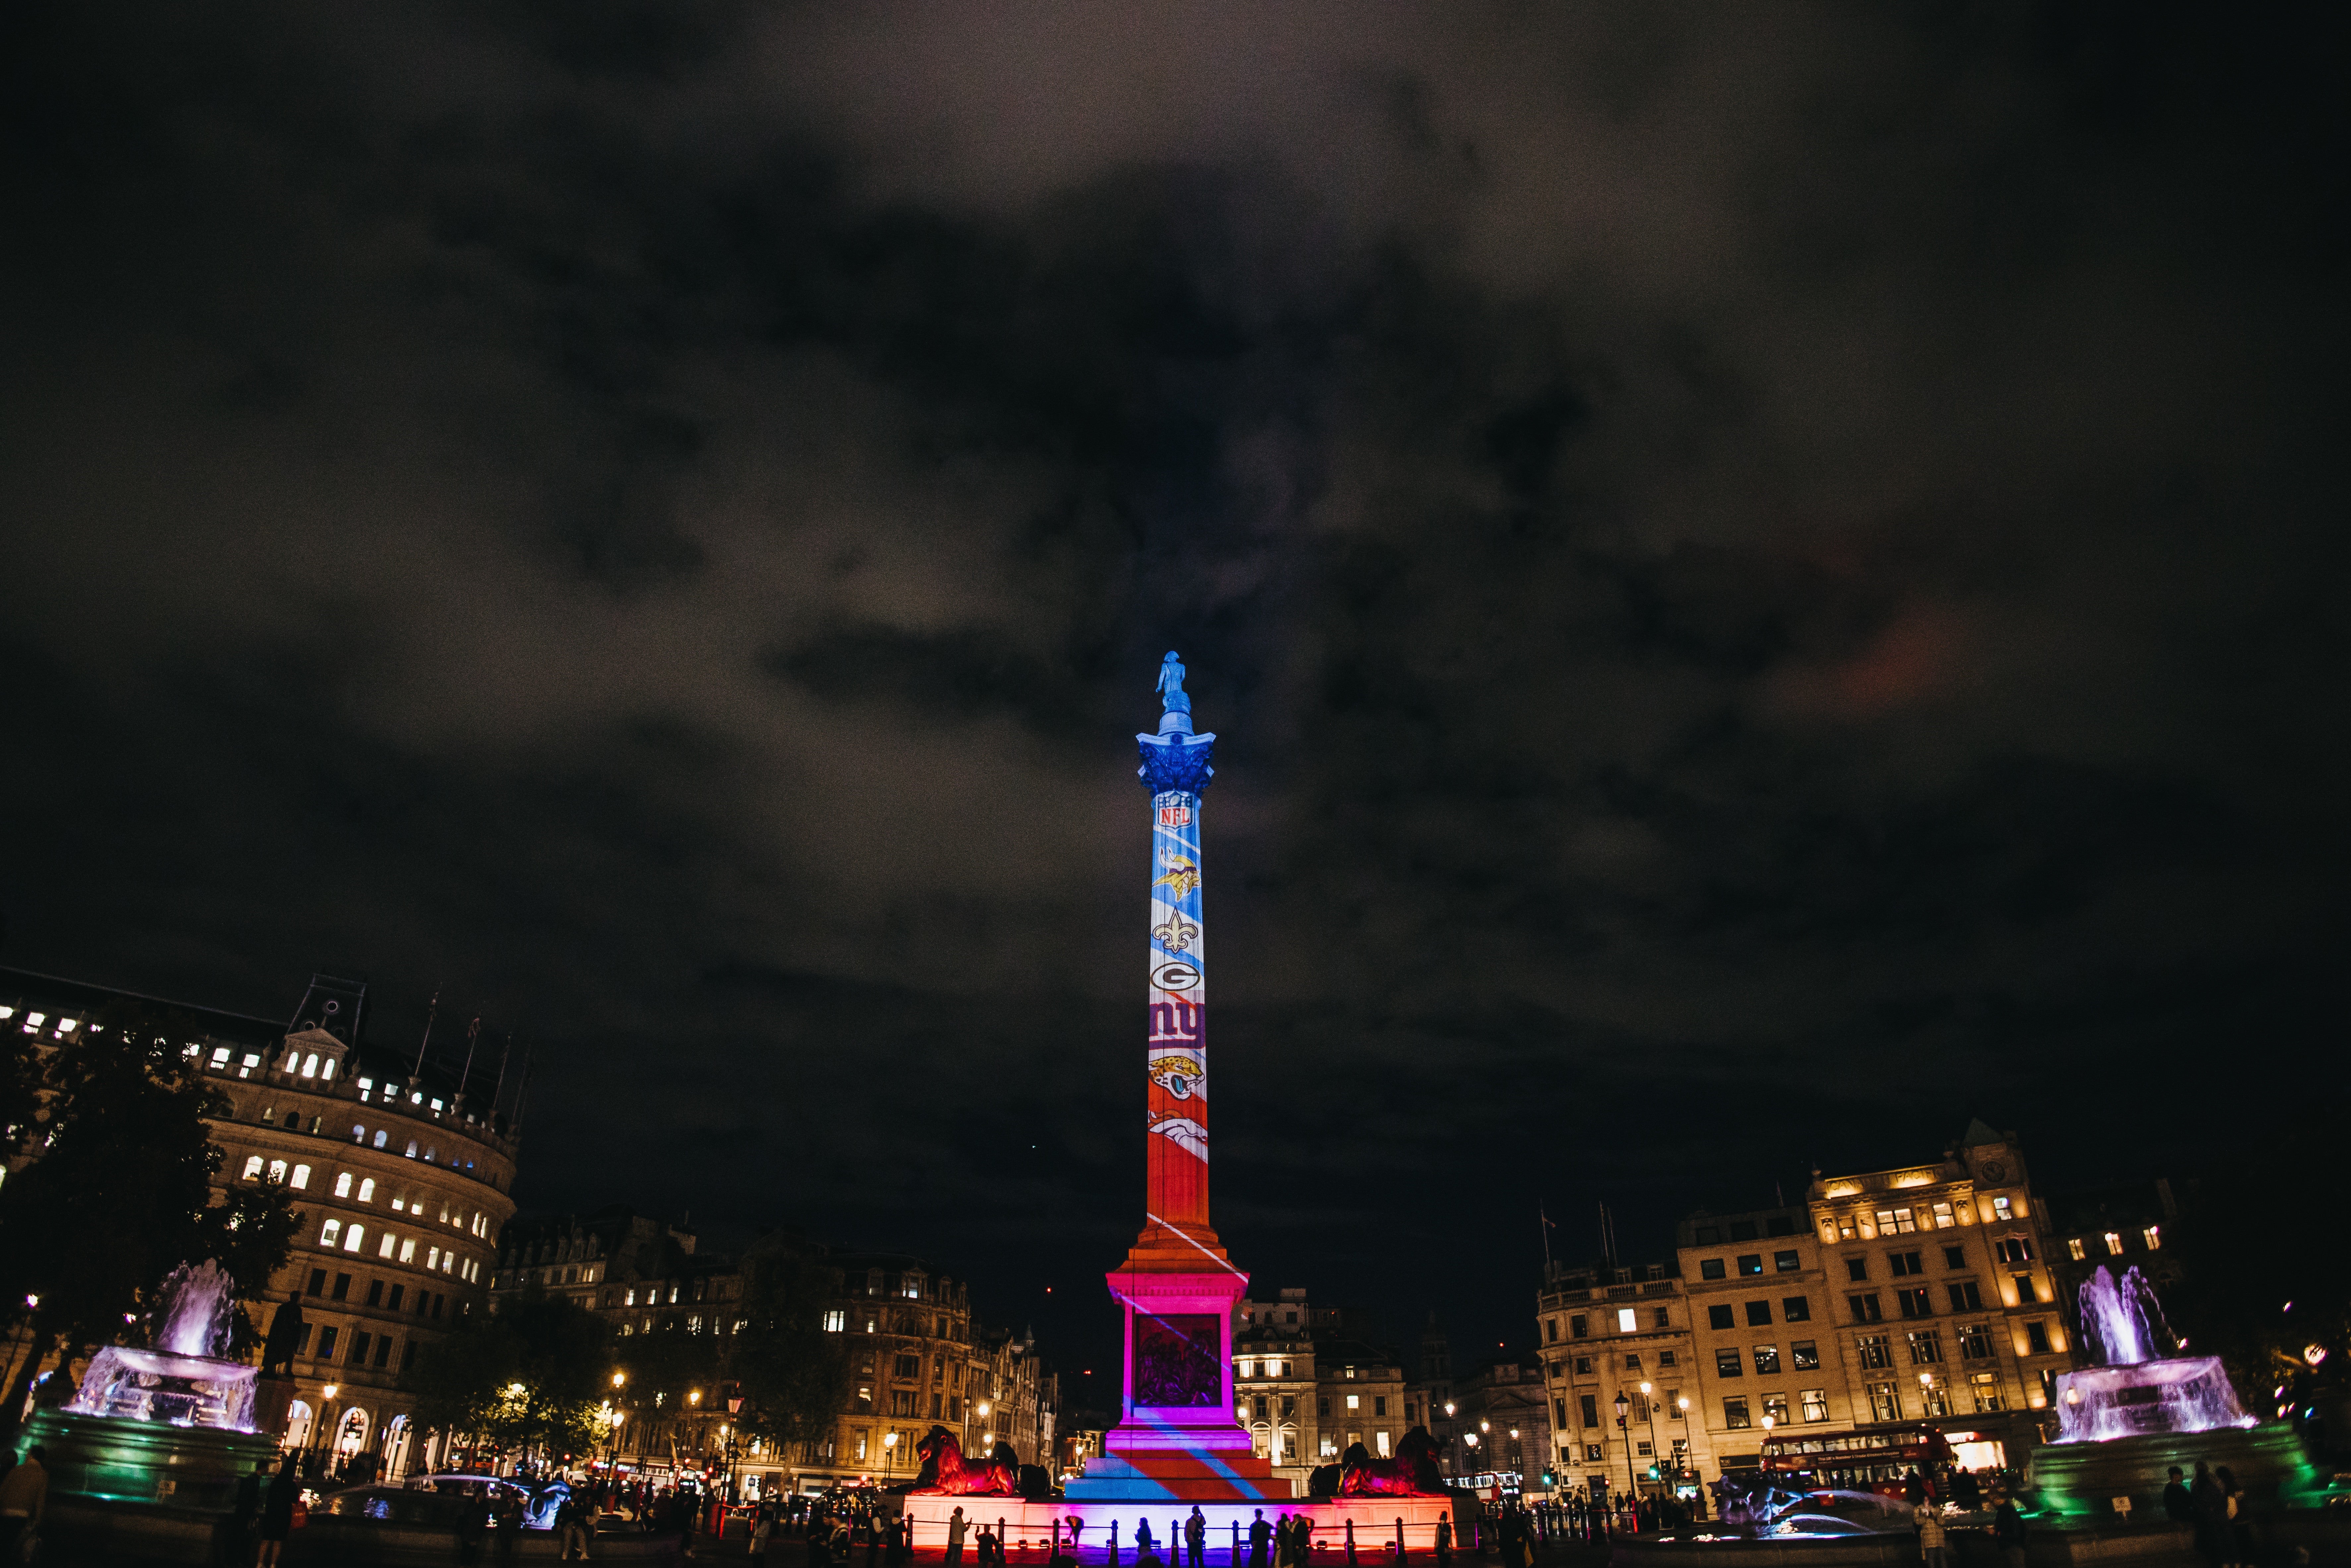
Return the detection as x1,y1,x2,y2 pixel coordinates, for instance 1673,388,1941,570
334,1173,353,1198
242,1155,264,1181
344,1225,366,1253
266,1160,288,1184
302,1053,321,1078
320,1219,343,1248
352,1125,367,1143
379,1233,395,1259
404,1139,418,1159
374,1130,389,1149
358,1179,376,1202
291,1164,312,1190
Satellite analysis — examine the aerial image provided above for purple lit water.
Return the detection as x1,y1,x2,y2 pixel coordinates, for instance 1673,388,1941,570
66,1261,260,1431
2050,1265,2252,1443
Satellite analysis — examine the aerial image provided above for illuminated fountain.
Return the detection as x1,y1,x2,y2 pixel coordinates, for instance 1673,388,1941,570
26,1260,282,1531
64,1261,262,1431
2029,1264,2314,1518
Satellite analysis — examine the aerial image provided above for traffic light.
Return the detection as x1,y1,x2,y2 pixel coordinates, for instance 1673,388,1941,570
1647,1464,1660,1480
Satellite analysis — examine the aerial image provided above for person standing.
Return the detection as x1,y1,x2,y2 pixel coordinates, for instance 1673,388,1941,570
1916,1504,1949,1568
1993,1498,2028,1568
2162,1467,2192,1524
1187,1506,1208,1568
2216,1466,2251,1568
1435,1516,1452,1568
947,1506,968,1567
752,1509,776,1568
1248,1509,1271,1568
2191,1462,2228,1568
0,1445,48,1565
256,1453,298,1568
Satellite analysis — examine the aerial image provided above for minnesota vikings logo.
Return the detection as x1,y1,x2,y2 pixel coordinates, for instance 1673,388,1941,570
1152,852,1201,902
1149,1053,1204,1100
1149,1113,1208,1161
1151,913,1199,953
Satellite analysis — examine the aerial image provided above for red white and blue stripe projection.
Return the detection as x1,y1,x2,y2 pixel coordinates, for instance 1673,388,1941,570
1138,651,1217,1239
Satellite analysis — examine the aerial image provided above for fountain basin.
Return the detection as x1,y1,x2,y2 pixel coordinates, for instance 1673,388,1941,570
64,1344,261,1432
2027,1421,2324,1520
2050,1357,2252,1444
24,1407,281,1512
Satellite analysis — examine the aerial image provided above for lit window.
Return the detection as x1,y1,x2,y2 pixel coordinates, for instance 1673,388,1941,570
320,1220,343,1247
427,1246,441,1270
357,1076,374,1100
319,1058,334,1079
2067,1238,2085,1261
57,1019,77,1033
344,1225,365,1253
1992,1197,2013,1220
303,1053,321,1078
334,1173,353,1198
0,1008,12,1018
291,1164,311,1189
2103,1232,2123,1256
1617,1308,1638,1333
283,1050,302,1073
443,1251,456,1274
1376,1430,1391,1457
1240,1360,1257,1379
238,1054,260,1078
267,1160,288,1183
430,1098,443,1113
400,1239,416,1263
1346,1394,1360,1411
210,1046,231,1068
379,1233,396,1258
1931,1202,1955,1228
373,1130,388,1149
823,1309,845,1332
242,1155,264,1180
626,1288,638,1307
358,1179,376,1202
2142,1227,2161,1250
24,1014,44,1028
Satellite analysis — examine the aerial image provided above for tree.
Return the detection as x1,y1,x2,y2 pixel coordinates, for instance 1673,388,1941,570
0,1002,296,1445
729,1252,852,1463
405,1287,612,1467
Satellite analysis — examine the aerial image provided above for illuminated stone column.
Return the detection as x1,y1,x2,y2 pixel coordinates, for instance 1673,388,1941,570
1139,650,1214,1244
1064,651,1280,1499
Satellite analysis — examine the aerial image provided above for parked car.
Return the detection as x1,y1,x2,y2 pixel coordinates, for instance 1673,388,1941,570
403,1472,569,1529
320,1485,477,1528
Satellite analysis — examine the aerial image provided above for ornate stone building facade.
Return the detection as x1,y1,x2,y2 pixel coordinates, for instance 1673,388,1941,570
1536,1261,1697,1500
0,967,522,1479
491,1223,1056,1497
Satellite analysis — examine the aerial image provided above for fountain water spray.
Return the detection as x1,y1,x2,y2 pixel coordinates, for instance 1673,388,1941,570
2050,1265,2252,1443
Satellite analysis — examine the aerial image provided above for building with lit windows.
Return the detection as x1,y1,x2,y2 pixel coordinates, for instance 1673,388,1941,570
1537,1261,1704,1501
0,967,522,1479
1228,1289,1410,1493
1804,1120,2068,1452
492,1230,1056,1498
1676,1206,1855,1481
2042,1179,2182,1331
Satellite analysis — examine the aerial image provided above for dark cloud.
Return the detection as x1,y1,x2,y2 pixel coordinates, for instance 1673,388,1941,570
3,1,2345,1375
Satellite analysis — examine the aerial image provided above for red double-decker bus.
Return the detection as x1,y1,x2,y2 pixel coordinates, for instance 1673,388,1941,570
1757,1423,1956,1499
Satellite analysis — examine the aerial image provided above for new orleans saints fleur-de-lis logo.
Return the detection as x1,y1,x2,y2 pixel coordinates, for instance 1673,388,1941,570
1151,913,1199,953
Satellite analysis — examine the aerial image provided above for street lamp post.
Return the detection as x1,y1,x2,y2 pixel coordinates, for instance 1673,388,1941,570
883,1430,899,1487
1674,1396,1691,1492
608,1372,628,1483
1613,1392,1633,1510
727,1388,746,1504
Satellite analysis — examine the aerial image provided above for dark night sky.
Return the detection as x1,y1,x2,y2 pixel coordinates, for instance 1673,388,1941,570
3,4,2346,1398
